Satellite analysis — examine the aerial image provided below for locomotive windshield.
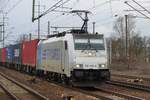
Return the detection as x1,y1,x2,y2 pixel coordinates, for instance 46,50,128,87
73,34,105,50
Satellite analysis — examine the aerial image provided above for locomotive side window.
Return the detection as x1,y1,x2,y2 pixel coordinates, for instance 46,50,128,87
65,41,68,50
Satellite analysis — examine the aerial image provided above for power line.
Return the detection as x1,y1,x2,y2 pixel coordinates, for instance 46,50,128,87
129,15,150,19
88,1,110,10
32,0,72,22
132,0,150,14
35,0,117,28
87,0,120,11
37,0,79,25
109,0,113,17
125,1,150,20
0,0,10,11
7,0,24,14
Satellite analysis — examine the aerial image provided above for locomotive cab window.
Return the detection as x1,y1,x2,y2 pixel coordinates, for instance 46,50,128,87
73,34,105,50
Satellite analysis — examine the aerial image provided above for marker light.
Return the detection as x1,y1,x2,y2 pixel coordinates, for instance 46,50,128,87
88,52,92,56
101,64,105,68
76,64,83,68
76,64,80,68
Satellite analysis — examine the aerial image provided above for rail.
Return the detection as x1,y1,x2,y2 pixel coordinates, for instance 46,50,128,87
106,80,150,92
0,72,49,100
95,86,144,100
112,74,150,82
0,81,19,100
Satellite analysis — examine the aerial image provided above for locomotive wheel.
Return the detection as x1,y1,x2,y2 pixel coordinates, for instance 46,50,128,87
61,75,68,85
69,79,74,87
61,75,65,84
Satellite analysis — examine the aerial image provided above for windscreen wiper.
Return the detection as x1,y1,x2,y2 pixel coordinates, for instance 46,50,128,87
81,44,90,52
90,46,98,52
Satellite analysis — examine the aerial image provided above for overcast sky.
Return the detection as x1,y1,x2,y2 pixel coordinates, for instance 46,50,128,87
0,0,150,45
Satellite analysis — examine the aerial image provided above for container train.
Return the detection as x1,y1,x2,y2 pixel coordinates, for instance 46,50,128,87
0,31,110,86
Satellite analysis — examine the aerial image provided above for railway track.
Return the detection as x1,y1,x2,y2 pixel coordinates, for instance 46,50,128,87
0,81,19,100
94,87,144,100
46,79,116,100
70,87,123,100
47,79,144,100
0,83,14,100
93,79,150,100
0,67,147,100
112,74,150,82
0,72,49,100
106,80,150,92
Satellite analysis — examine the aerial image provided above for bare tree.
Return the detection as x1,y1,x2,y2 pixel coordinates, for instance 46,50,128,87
112,14,150,64
112,15,136,61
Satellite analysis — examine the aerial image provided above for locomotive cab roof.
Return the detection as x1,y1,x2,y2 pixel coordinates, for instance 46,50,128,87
47,29,103,39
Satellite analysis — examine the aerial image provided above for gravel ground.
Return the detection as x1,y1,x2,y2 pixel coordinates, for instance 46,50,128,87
111,60,150,77
111,75,150,86
109,73,150,99
0,67,99,100
111,70,150,78
0,89,12,100
0,75,27,94
0,70,51,100
99,83,150,100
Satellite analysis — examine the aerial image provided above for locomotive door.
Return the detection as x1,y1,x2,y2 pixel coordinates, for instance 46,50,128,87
61,41,64,73
61,41,68,74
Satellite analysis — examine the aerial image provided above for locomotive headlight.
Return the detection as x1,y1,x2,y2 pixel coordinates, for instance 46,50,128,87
88,52,92,56
76,64,83,68
99,64,105,68
88,52,96,56
101,64,105,68
76,64,80,68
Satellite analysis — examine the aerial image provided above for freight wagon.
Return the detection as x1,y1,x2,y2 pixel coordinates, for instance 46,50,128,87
6,45,14,67
22,39,39,73
1,44,22,70
0,40,39,74
11,44,22,70
1,48,6,66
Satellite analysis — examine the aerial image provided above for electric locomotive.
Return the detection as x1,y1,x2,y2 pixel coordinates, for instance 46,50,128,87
36,30,110,86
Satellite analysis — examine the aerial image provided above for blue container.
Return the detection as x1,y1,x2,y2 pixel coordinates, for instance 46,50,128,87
6,45,14,63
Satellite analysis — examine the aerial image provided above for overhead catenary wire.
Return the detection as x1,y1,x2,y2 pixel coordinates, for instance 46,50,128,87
33,0,78,27
129,15,150,19
33,0,116,24
125,1,150,20
36,0,117,27
87,0,120,11
0,0,10,11
88,1,110,11
109,0,114,17
132,0,150,14
43,0,79,22
33,0,72,21
5,0,149,41
45,0,115,34
6,0,24,14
